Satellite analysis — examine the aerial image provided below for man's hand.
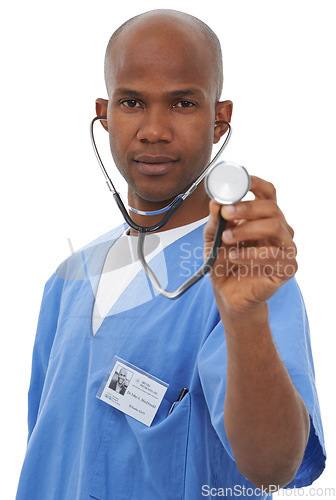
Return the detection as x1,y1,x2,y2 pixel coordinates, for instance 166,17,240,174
204,176,297,314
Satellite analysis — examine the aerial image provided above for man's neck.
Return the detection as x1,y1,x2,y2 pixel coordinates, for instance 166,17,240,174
128,182,210,235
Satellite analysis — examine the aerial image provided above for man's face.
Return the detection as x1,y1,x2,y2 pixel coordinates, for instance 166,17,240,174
104,21,222,205
118,369,127,386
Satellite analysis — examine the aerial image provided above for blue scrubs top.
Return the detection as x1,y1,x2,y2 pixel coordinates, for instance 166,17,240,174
16,223,326,499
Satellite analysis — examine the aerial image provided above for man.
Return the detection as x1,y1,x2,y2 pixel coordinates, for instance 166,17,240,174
16,9,325,500
110,368,128,395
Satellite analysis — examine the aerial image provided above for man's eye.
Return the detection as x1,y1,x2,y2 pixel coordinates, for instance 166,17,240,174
121,100,141,108
174,101,195,108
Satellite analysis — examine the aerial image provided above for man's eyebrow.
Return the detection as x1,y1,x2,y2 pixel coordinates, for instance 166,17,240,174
167,88,203,97
114,88,143,97
113,88,204,98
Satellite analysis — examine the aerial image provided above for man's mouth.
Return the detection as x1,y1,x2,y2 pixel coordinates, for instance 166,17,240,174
133,155,178,175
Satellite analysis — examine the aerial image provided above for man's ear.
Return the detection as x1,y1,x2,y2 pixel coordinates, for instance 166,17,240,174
213,100,233,144
95,98,109,132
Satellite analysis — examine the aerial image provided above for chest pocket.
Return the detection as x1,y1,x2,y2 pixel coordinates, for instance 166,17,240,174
89,391,191,500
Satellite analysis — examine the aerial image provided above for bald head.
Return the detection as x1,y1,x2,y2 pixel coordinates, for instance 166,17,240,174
104,9,223,100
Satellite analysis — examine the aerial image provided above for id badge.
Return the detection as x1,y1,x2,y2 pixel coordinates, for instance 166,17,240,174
97,356,169,426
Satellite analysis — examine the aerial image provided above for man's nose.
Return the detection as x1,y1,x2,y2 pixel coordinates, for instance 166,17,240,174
136,109,173,143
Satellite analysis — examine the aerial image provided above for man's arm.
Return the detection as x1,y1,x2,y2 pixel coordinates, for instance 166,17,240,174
204,176,310,490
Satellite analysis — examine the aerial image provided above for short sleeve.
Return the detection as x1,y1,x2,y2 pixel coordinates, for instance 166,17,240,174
27,273,65,440
198,278,326,487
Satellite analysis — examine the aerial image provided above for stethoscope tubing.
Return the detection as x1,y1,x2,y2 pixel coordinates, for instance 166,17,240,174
137,214,227,299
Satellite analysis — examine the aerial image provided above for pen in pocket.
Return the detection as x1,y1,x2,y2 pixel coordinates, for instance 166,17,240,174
167,388,189,417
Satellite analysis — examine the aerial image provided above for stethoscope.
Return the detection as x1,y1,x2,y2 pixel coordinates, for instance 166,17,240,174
90,116,250,299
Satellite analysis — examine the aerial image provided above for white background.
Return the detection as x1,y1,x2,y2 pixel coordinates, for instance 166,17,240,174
1,0,335,497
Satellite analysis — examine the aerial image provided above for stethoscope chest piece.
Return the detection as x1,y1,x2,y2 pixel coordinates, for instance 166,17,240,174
205,161,250,205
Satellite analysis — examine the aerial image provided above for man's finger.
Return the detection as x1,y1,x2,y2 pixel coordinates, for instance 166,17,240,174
249,176,277,201
221,199,282,221
221,218,294,247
